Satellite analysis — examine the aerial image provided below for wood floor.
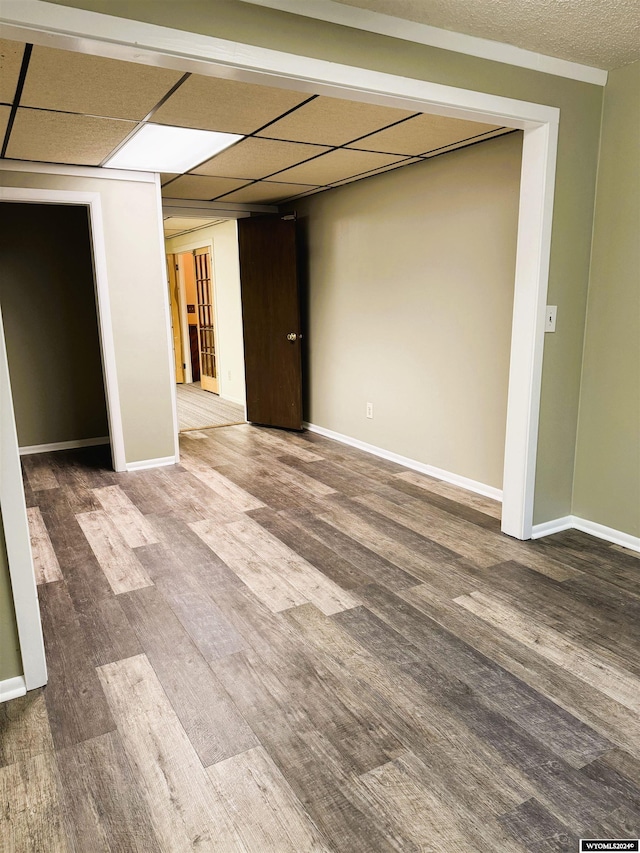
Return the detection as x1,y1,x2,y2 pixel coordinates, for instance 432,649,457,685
3,424,640,852
176,383,245,431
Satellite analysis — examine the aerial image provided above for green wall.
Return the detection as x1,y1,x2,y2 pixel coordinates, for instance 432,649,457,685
295,132,522,490
44,0,603,524
0,202,109,449
573,61,640,537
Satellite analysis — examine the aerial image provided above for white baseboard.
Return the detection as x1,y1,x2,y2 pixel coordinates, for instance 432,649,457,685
572,517,640,553
532,514,640,553
303,421,502,502
19,436,110,456
530,516,574,538
0,675,26,704
126,455,177,472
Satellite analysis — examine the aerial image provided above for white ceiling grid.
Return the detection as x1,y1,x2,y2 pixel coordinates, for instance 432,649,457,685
0,38,509,207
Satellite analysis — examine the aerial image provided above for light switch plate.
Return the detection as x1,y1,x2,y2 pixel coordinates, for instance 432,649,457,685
545,305,557,332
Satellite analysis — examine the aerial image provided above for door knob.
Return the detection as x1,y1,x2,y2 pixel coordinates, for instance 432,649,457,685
287,332,298,341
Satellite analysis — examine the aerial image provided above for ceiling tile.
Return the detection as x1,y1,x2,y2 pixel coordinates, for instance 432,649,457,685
0,105,11,141
160,173,179,185
20,46,183,121
349,113,502,155
256,96,415,146
218,181,320,204
6,109,136,166
152,75,310,135
273,148,408,185
191,137,331,180
161,175,250,200
0,39,25,104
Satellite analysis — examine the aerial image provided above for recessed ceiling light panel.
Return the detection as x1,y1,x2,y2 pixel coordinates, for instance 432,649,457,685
104,123,243,173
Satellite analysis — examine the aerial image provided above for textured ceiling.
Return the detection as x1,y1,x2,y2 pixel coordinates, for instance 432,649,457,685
336,0,640,69
0,38,509,206
0,39,23,103
20,46,183,120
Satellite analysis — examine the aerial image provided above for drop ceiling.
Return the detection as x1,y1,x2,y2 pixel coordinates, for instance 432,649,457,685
0,38,511,206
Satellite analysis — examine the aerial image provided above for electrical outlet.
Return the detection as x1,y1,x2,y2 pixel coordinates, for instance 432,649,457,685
227,370,232,380
545,305,557,332
366,402,373,419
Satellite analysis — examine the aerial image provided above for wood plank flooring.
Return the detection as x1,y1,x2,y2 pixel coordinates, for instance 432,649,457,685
176,382,245,431
2,424,639,852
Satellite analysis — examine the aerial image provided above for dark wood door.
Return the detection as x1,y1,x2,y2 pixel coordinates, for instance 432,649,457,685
238,215,302,430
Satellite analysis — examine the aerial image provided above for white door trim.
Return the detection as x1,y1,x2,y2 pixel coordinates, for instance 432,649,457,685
0,187,127,473
0,1,558,124
0,1,560,540
0,302,46,690
502,123,558,538
174,253,195,386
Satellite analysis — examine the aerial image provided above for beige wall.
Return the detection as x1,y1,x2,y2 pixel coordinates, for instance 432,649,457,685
166,220,246,406
572,61,640,537
295,132,522,489
44,0,604,523
0,171,176,465
0,510,22,681
0,201,109,448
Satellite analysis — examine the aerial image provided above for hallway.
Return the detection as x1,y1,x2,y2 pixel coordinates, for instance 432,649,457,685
176,382,244,431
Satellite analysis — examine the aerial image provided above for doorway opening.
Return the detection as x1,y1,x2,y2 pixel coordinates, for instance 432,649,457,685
0,200,112,462
165,221,246,432
0,192,125,692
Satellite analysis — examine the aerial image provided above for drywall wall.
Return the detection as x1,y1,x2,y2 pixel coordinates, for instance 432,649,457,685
295,132,522,489
0,202,109,449
573,60,640,537
166,220,246,406
0,171,176,465
41,0,603,523
0,511,22,682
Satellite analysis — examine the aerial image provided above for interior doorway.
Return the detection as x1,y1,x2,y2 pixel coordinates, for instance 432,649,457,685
165,230,246,432
0,201,112,458
0,187,131,693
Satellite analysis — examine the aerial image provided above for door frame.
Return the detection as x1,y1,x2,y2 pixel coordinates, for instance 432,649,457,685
168,252,193,384
168,233,249,420
174,240,223,389
0,188,126,471
166,252,185,384
0,187,125,693
0,301,46,693
0,3,560,540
